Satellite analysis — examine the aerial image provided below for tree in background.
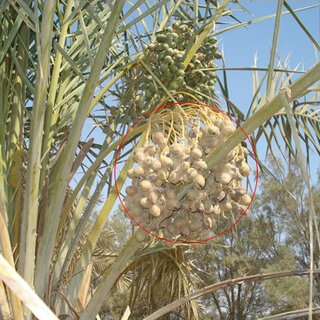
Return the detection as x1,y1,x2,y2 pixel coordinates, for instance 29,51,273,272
187,161,319,319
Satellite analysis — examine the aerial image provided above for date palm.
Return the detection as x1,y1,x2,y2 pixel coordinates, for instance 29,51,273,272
0,1,320,320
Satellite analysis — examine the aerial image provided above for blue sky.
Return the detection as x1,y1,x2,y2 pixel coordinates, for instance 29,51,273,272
221,1,318,71
219,1,319,108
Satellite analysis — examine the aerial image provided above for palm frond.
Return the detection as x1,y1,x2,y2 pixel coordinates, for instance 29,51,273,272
125,244,201,320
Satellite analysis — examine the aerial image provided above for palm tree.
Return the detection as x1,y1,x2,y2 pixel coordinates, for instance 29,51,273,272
0,1,319,319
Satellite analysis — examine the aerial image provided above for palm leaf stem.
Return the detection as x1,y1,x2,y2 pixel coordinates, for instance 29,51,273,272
19,0,56,294
144,269,320,320
0,254,58,320
78,235,141,320
0,198,23,319
39,0,74,190
34,0,126,299
281,88,319,320
266,0,284,100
